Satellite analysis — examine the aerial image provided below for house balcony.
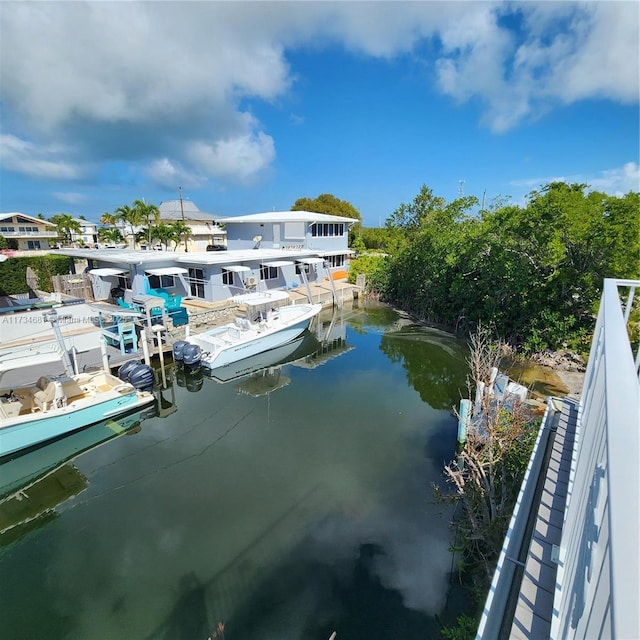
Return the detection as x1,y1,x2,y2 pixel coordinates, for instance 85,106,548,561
0,230,57,238
477,278,639,640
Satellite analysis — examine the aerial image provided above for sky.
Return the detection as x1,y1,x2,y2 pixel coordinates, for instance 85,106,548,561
0,1,638,228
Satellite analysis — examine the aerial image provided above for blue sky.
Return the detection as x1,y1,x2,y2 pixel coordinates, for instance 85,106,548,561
1,1,638,227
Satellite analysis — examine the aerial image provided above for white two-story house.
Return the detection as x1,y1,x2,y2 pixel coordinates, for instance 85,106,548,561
72,218,99,247
56,210,356,305
0,212,58,250
217,210,354,273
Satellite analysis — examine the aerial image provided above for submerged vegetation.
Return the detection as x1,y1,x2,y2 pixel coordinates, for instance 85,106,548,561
351,182,639,354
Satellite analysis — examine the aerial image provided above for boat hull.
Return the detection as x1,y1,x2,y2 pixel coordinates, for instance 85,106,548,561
0,392,153,460
205,330,321,382
193,303,322,369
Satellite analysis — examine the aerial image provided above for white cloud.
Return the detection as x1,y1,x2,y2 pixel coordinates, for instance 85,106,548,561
0,134,84,180
187,131,276,182
589,162,640,195
519,2,639,104
0,1,637,186
52,192,88,205
510,162,640,196
145,158,205,190
434,2,639,131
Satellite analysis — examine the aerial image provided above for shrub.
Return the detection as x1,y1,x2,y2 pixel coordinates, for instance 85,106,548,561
0,255,72,296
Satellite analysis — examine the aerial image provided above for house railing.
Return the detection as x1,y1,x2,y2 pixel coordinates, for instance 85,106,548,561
550,279,639,639
0,230,57,237
477,278,639,639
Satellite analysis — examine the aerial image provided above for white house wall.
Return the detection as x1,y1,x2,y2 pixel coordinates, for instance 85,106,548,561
225,221,349,254
61,246,348,305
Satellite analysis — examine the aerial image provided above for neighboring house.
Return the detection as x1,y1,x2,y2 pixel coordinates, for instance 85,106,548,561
216,210,355,273
71,219,99,247
53,211,355,304
55,242,351,305
155,200,226,252
0,212,58,250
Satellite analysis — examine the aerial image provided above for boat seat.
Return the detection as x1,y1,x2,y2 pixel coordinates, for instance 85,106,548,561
31,378,66,412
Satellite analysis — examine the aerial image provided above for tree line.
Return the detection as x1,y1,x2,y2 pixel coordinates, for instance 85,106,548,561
99,200,192,250
7,184,636,354
350,182,639,353
39,201,192,250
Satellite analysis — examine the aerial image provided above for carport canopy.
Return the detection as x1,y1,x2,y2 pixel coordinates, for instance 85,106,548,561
261,260,294,268
89,268,127,277
222,265,251,272
145,267,189,276
296,257,325,265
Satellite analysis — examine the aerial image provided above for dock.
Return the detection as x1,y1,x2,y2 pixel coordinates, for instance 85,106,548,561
0,281,360,386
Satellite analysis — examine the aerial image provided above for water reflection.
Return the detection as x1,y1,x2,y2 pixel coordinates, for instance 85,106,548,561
0,303,468,640
379,325,469,410
0,407,154,544
175,366,204,394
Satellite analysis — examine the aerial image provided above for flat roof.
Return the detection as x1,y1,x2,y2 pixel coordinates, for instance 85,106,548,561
51,248,330,267
216,211,356,224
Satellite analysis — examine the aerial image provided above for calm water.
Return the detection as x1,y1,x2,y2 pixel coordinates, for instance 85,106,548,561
0,302,470,640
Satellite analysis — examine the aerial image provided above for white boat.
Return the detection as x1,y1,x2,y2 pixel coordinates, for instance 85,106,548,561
0,357,155,459
205,330,322,383
186,291,322,370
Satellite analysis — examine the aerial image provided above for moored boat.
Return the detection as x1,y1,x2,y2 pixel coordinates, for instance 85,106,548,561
185,291,322,369
0,368,155,459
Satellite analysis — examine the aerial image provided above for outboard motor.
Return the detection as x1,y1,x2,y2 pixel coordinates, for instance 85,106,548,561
172,340,188,362
182,344,202,368
185,368,204,393
128,363,155,391
118,360,141,383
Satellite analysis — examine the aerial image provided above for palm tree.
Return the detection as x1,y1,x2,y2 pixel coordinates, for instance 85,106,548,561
114,204,145,248
153,223,175,251
98,227,124,245
132,199,161,247
100,211,118,226
49,214,82,246
169,221,192,251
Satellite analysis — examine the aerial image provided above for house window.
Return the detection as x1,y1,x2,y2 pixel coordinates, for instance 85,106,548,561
189,267,205,298
311,223,344,237
0,226,14,232
118,275,132,290
222,269,234,286
27,240,41,250
148,274,175,289
324,255,345,267
295,262,311,275
260,266,278,281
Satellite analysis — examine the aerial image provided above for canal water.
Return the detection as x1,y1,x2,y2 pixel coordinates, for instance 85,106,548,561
0,302,471,640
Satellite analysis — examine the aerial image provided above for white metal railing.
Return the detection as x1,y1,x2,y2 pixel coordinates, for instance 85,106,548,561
0,230,57,237
476,399,557,639
477,279,639,639
551,279,639,639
